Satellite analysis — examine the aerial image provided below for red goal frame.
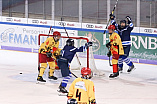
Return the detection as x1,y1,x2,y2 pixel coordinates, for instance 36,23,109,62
38,34,89,68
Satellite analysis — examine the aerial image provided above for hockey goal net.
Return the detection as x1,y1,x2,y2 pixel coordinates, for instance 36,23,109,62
38,33,104,77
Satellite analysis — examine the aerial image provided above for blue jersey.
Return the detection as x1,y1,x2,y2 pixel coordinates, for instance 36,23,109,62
61,45,85,63
111,20,134,46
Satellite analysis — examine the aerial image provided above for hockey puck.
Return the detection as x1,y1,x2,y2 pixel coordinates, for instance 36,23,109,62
19,73,23,74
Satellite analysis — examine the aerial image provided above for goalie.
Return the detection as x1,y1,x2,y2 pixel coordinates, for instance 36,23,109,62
37,31,61,82
67,67,96,104
57,39,92,93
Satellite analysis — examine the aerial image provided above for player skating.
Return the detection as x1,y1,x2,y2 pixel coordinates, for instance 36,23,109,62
57,39,92,93
106,25,124,78
37,31,61,82
67,67,96,104
110,14,135,73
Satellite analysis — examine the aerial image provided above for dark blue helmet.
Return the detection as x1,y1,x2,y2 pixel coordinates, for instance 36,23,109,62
66,39,74,46
120,20,126,24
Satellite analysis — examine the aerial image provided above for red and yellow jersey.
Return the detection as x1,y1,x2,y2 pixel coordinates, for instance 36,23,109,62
109,32,124,55
39,37,60,54
68,78,96,104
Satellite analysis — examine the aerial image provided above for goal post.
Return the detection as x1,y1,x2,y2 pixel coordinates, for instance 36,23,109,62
38,33,105,77
38,34,90,68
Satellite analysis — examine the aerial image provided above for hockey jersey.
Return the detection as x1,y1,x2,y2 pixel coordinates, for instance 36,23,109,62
39,37,60,54
111,20,134,46
68,77,96,104
109,32,124,55
61,45,85,63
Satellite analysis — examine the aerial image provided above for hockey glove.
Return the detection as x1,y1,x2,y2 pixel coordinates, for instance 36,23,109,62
109,13,115,20
106,42,111,48
56,55,61,59
126,16,132,24
46,52,52,58
85,42,93,49
107,51,111,57
54,53,58,56
91,99,96,104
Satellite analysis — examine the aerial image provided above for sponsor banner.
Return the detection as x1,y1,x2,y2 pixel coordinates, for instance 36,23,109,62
27,18,54,25
79,31,157,61
1,16,27,23
55,21,81,28
82,23,106,30
139,27,157,35
0,23,77,52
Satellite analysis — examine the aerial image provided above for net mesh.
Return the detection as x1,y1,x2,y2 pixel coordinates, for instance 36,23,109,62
38,33,105,77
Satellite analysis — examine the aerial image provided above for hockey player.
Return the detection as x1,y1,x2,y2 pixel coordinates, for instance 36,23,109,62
37,31,61,82
67,67,96,104
106,25,124,78
110,14,135,73
57,39,92,93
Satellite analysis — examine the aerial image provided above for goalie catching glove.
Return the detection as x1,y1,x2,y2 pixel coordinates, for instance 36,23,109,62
85,42,93,49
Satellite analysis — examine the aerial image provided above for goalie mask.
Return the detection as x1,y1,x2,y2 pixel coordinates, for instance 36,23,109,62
81,67,93,79
66,39,74,46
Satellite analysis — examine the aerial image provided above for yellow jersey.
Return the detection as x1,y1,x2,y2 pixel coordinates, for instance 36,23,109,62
68,77,96,104
109,32,124,55
39,37,60,54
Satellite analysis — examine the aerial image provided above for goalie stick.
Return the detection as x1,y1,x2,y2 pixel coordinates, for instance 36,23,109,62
104,0,118,66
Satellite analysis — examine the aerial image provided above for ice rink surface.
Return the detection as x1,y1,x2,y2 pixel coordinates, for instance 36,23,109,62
0,50,157,104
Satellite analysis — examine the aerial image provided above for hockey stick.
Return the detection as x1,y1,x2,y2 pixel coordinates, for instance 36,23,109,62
104,0,118,66
107,47,113,66
103,0,118,34
61,17,78,78
48,26,52,38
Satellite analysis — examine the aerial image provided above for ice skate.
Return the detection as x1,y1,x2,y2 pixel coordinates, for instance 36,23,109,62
109,72,119,78
58,85,68,93
48,76,58,80
37,76,46,83
127,64,135,73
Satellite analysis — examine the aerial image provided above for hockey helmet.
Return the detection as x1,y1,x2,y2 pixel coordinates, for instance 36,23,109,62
53,31,61,37
67,99,77,104
120,19,126,24
66,39,74,46
108,25,116,30
120,20,126,28
81,67,92,76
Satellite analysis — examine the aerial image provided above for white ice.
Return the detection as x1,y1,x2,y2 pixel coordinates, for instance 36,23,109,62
0,50,157,104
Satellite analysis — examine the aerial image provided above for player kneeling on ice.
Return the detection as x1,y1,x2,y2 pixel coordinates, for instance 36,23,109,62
57,39,92,93
106,25,124,78
67,67,96,104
